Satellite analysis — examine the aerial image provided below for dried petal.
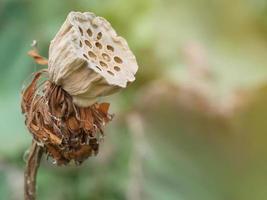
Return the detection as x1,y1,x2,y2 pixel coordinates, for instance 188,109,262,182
98,103,110,115
21,71,44,113
66,115,80,132
22,78,112,165
28,50,48,65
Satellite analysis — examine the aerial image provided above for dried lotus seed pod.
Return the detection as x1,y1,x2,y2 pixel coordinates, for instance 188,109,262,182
48,11,138,107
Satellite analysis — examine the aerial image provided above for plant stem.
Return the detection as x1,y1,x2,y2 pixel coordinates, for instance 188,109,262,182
24,140,43,200
126,112,146,200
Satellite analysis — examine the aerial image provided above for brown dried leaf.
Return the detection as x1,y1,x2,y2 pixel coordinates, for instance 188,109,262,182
43,128,62,145
50,86,62,118
28,50,48,65
98,103,110,115
46,144,68,165
67,116,80,132
21,72,43,113
64,145,92,161
80,107,94,131
23,80,112,165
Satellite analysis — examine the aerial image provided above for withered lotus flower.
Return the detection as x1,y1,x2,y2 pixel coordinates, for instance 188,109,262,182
22,11,138,166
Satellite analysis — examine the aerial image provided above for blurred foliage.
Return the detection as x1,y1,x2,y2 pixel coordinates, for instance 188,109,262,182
1,0,267,199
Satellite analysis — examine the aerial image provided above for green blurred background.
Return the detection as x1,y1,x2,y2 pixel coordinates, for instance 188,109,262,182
1,0,267,199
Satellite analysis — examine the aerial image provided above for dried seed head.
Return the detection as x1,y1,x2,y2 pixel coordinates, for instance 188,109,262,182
22,11,137,165
48,11,138,107
21,71,112,165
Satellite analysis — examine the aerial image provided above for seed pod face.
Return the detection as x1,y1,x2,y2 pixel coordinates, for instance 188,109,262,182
49,12,138,107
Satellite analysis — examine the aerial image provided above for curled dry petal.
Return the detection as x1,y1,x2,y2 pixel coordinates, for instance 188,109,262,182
21,71,46,113
22,71,112,165
28,50,48,65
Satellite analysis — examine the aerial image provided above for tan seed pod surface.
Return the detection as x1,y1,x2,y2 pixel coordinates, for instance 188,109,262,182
49,11,138,107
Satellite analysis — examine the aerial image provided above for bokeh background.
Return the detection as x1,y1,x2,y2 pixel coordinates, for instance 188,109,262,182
1,0,267,199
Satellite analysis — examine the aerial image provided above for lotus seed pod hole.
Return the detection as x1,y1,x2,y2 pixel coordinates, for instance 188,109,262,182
70,12,137,81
